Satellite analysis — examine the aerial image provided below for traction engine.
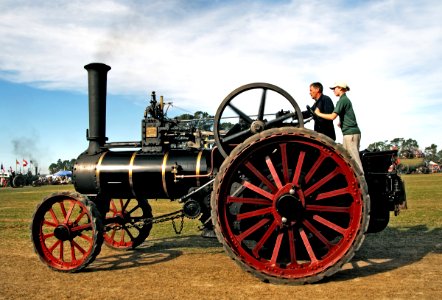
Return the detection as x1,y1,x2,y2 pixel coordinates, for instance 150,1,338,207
31,63,406,284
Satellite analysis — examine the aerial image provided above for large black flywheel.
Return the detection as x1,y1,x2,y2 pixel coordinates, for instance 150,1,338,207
214,83,304,158
211,127,370,284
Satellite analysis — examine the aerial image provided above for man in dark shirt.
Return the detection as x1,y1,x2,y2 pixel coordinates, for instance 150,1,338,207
305,82,336,140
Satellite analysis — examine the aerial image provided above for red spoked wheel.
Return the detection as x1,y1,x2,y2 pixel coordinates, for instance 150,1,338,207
211,127,370,284
31,192,103,272
103,198,153,250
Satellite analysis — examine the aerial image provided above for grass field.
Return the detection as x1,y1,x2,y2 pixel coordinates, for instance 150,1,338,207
0,174,441,299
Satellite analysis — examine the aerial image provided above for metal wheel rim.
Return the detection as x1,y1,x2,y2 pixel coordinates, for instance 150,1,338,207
213,128,369,282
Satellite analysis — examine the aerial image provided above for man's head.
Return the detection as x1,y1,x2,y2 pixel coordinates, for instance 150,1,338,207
309,82,323,100
330,82,350,96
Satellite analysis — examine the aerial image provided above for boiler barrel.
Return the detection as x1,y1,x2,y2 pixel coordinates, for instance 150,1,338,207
73,149,212,199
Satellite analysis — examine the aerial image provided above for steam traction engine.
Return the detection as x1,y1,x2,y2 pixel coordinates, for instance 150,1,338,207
31,63,406,284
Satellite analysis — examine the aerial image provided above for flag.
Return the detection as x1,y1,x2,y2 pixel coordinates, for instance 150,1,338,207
23,159,28,167
16,159,20,166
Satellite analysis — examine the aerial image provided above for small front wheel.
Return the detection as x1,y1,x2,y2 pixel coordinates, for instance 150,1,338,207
31,192,103,272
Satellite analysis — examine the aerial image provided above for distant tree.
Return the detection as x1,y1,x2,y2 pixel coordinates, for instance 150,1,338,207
424,144,438,162
437,150,442,163
176,113,193,120
48,158,76,174
367,140,390,151
390,137,404,149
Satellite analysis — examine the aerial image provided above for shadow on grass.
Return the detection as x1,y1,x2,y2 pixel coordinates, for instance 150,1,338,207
87,234,222,272
87,225,441,282
328,225,442,282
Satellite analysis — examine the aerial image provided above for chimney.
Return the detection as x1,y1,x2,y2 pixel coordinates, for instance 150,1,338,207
84,63,111,155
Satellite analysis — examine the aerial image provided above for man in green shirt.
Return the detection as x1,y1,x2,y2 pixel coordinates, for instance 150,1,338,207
314,82,363,173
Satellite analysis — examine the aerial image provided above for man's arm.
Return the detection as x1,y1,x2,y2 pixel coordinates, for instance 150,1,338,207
315,108,338,120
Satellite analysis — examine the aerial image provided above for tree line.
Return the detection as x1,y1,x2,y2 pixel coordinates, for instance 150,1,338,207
367,138,441,162
48,159,76,174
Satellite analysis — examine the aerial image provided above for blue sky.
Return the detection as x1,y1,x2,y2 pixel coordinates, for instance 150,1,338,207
0,0,441,174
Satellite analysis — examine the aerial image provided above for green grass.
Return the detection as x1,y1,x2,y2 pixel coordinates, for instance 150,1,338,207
388,173,442,228
1,174,441,242
399,157,425,167
0,184,203,241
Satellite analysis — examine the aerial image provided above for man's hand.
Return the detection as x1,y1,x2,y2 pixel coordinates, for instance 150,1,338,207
306,105,317,120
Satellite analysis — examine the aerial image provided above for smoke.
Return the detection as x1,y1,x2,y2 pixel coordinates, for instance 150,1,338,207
12,135,42,168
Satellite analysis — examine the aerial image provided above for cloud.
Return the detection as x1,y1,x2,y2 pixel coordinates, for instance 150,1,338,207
0,0,441,148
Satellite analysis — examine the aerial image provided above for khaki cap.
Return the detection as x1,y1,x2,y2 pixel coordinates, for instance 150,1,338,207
330,81,350,91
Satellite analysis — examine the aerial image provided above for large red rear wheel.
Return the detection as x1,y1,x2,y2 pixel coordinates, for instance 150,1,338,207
31,192,103,272
211,128,369,284
103,198,153,250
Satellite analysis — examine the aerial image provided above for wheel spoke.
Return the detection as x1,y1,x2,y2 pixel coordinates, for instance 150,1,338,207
236,207,273,220
71,223,92,232
305,152,326,184
265,112,296,128
48,208,59,226
266,156,283,189
245,162,277,193
43,232,55,240
270,231,284,265
79,233,93,243
227,196,272,205
70,240,77,261
304,168,341,197
43,219,58,227
48,239,62,253
110,200,117,213
288,227,297,264
236,218,270,242
280,144,289,183
72,240,87,255
120,228,126,243
291,151,306,186
312,215,346,235
122,199,131,211
306,205,350,213
222,128,251,144
257,88,267,120
243,181,274,200
299,228,318,263
59,202,67,219
110,229,116,240
124,227,136,241
73,209,87,224
252,221,278,258
302,219,332,249
64,201,75,223
228,103,253,124
128,204,140,215
59,241,64,260
315,187,351,201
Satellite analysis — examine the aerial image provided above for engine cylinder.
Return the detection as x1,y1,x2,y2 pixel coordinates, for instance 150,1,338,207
73,149,212,199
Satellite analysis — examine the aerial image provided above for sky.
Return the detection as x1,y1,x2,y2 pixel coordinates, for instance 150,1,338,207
0,0,441,174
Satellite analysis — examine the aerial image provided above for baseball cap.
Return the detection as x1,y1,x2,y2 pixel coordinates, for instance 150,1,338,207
330,81,350,91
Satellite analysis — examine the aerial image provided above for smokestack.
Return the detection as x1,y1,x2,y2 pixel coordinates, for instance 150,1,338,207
84,63,111,155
